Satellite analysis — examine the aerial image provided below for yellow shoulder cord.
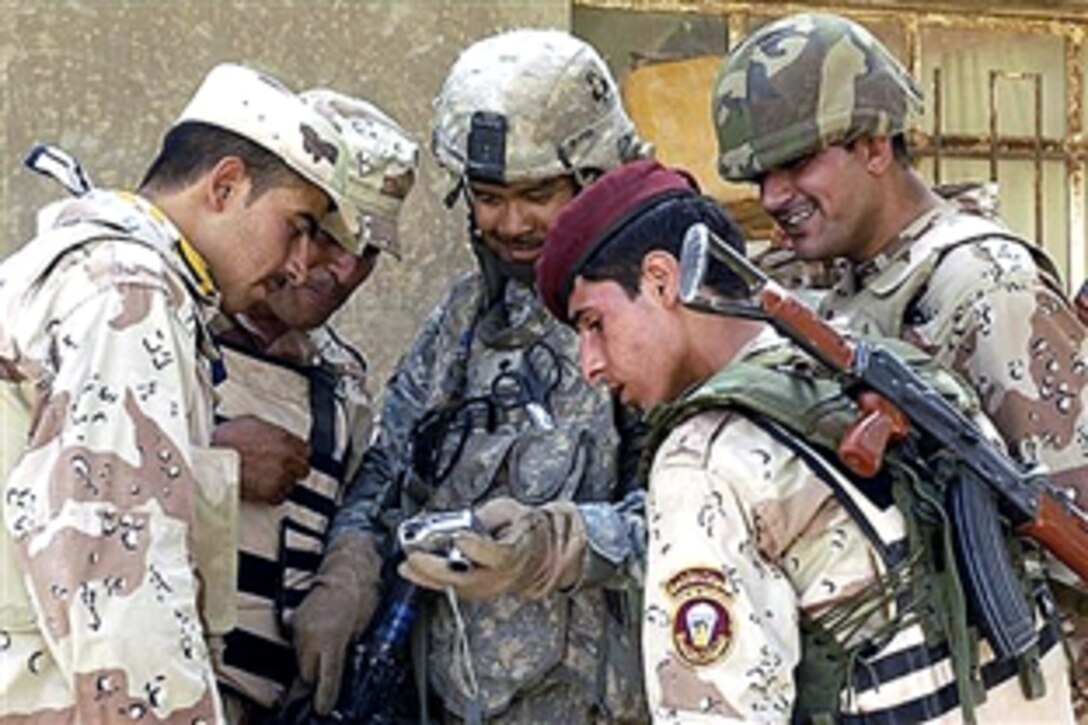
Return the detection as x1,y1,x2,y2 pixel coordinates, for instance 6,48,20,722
117,191,217,297
175,236,216,297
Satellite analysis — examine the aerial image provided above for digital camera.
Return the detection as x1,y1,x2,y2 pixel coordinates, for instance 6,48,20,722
397,509,484,572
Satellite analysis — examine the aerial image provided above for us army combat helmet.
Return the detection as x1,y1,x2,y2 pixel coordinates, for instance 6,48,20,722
713,13,922,182
301,89,419,259
432,28,648,190
177,63,364,246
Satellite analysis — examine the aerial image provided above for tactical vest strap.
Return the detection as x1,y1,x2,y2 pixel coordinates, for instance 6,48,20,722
644,337,976,476
755,415,905,565
307,364,345,483
824,208,1064,339
833,620,1059,725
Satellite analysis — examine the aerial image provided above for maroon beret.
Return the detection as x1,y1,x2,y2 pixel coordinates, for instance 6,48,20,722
537,159,699,323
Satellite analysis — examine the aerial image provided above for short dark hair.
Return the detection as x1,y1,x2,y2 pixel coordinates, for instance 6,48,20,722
891,132,912,167
578,193,749,301
139,121,302,200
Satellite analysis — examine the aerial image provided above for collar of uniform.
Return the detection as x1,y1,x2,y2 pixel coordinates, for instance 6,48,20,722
110,191,220,306
732,326,796,366
106,191,223,366
850,200,952,288
119,192,217,299
669,326,787,407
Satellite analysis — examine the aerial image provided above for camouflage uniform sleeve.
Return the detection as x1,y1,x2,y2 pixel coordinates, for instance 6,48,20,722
915,239,1088,499
578,402,648,589
330,292,453,540
3,249,221,720
643,411,799,721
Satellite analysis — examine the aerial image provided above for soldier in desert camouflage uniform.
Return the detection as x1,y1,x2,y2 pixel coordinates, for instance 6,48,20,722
0,63,364,722
536,158,1075,723
715,11,1088,508
715,13,1088,713
291,29,650,722
207,91,418,722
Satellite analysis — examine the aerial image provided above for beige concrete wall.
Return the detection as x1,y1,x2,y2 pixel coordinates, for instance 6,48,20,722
0,0,570,388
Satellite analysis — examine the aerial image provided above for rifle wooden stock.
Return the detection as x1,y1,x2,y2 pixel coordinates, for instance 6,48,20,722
690,224,1088,591
684,222,1085,658
761,285,854,370
1019,494,1088,582
760,285,910,479
763,280,1088,584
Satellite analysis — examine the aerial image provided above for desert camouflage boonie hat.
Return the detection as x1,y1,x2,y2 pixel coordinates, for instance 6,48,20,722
432,28,649,188
713,13,922,182
176,63,361,243
301,89,418,259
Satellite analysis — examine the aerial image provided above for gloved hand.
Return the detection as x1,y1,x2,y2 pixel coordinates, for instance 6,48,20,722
292,532,382,715
398,497,586,600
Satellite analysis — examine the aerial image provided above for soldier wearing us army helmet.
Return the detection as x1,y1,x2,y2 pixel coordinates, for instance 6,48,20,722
432,28,648,187
432,28,652,305
310,29,652,722
716,12,1088,716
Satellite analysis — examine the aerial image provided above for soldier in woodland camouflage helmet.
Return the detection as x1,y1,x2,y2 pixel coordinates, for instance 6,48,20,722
0,63,347,721
716,12,1088,714
714,12,921,184
311,29,651,722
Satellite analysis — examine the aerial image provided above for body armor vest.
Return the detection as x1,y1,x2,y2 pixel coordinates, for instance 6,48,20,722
213,331,371,708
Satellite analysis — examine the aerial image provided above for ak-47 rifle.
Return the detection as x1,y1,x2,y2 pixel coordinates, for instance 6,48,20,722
678,222,1088,660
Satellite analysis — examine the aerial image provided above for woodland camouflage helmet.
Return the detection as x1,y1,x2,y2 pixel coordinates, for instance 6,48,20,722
431,28,649,190
713,12,922,182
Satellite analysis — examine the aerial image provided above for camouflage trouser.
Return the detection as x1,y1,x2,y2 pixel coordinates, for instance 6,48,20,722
434,679,649,725
1053,582,1088,722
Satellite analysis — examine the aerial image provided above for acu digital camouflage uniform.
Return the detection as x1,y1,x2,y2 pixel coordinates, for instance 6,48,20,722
333,275,647,723
715,13,1088,713
332,29,649,723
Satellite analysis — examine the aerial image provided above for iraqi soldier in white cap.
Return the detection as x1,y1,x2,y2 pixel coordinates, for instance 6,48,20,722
0,63,359,722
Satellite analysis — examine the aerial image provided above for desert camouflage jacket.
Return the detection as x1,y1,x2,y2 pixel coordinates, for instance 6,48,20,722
821,201,1088,501
0,190,236,722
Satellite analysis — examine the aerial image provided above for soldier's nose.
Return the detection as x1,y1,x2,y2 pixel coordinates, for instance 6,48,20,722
759,170,793,213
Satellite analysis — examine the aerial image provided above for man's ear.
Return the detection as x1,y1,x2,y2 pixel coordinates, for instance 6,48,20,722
640,251,681,308
205,156,248,212
858,136,895,176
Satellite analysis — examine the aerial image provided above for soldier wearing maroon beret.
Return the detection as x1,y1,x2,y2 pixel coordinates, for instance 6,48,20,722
537,158,1075,722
